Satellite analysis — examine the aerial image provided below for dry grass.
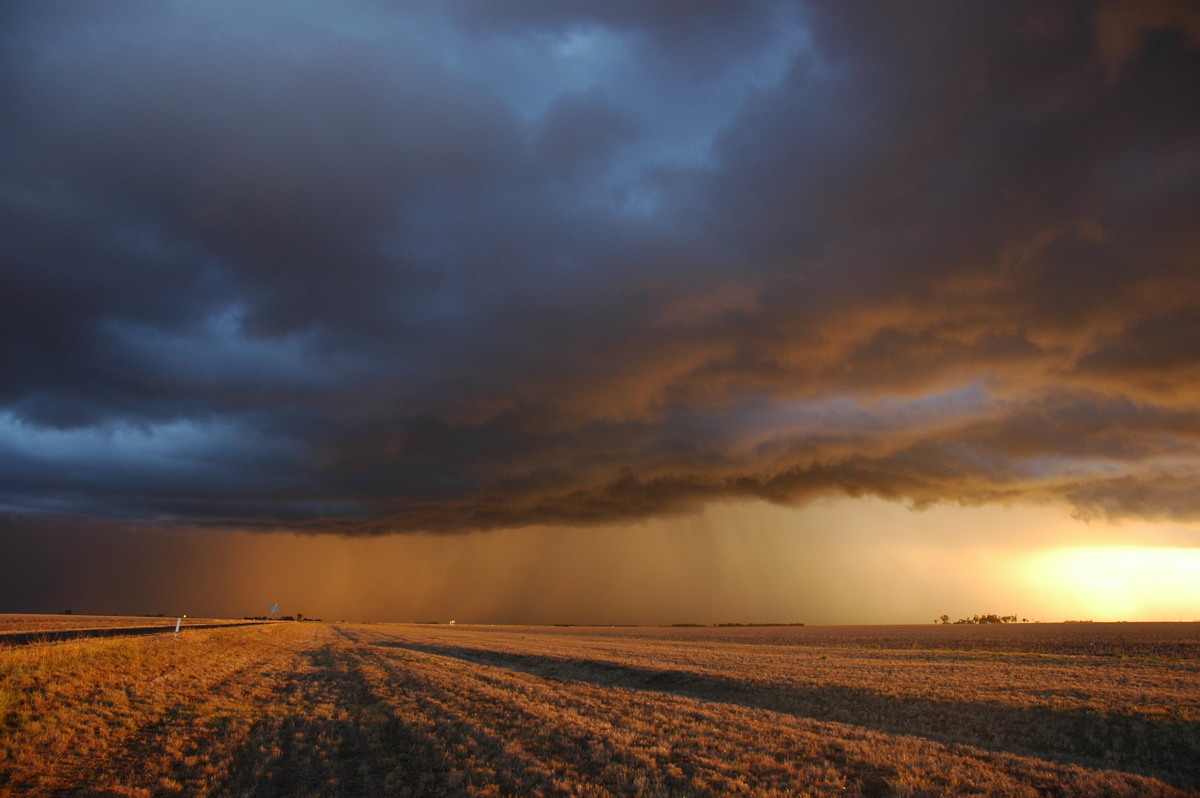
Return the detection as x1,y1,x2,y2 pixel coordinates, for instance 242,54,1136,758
0,614,240,634
1,621,1196,796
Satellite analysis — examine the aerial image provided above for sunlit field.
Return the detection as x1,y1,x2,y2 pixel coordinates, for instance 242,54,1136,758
0,614,246,634
1,621,1197,796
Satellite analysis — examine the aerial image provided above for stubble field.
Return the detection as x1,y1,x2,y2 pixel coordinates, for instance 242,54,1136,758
0,614,244,634
1,620,1197,796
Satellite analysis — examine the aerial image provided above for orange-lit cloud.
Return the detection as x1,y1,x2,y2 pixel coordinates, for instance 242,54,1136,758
1,1,1199,550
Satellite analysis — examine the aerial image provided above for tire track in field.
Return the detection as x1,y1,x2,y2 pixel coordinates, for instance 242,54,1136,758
369,644,698,795
349,628,1131,797
363,639,897,797
376,637,1200,791
57,625,457,796
340,636,574,795
75,625,314,795
210,633,463,796
4,625,298,795
355,631,1192,797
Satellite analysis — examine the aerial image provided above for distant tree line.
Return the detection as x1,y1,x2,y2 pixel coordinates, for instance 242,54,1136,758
936,613,1024,624
243,613,322,622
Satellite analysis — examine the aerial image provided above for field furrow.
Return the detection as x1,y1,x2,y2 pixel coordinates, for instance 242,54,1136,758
354,626,1200,788
340,626,1191,796
1,624,312,795
1,621,1196,796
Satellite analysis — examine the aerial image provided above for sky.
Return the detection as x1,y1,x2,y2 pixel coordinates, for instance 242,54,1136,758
2,1,1199,624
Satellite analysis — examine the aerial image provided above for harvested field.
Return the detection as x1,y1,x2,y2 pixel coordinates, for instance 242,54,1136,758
0,614,245,634
540,621,1200,659
1,620,1196,796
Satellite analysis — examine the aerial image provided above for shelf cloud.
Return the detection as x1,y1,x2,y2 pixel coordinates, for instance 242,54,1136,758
3,1,1199,535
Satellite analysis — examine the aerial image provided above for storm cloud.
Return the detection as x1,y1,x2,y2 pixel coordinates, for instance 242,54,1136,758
3,0,1199,534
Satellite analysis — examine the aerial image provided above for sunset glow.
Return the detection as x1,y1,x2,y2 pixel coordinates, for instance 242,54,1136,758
1023,546,1200,622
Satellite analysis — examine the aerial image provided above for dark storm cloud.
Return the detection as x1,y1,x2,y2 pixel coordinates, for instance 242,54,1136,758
2,1,1200,534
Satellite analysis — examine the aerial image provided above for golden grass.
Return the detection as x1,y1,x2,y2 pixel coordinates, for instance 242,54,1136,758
1,621,1196,796
0,614,240,634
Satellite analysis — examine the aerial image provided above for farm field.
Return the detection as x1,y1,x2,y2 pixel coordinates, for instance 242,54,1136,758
1,620,1197,796
0,614,246,634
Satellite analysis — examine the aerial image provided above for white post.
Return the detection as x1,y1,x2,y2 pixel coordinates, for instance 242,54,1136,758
174,617,181,635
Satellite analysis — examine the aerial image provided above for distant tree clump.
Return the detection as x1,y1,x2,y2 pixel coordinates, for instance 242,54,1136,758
937,613,1019,624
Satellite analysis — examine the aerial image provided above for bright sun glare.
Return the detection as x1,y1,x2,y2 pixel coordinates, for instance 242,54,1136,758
1023,546,1200,621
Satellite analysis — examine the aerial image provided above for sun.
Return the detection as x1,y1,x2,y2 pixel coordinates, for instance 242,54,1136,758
1022,546,1200,621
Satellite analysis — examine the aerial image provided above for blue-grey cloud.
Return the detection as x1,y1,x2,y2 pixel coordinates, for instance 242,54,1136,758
2,0,1199,533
